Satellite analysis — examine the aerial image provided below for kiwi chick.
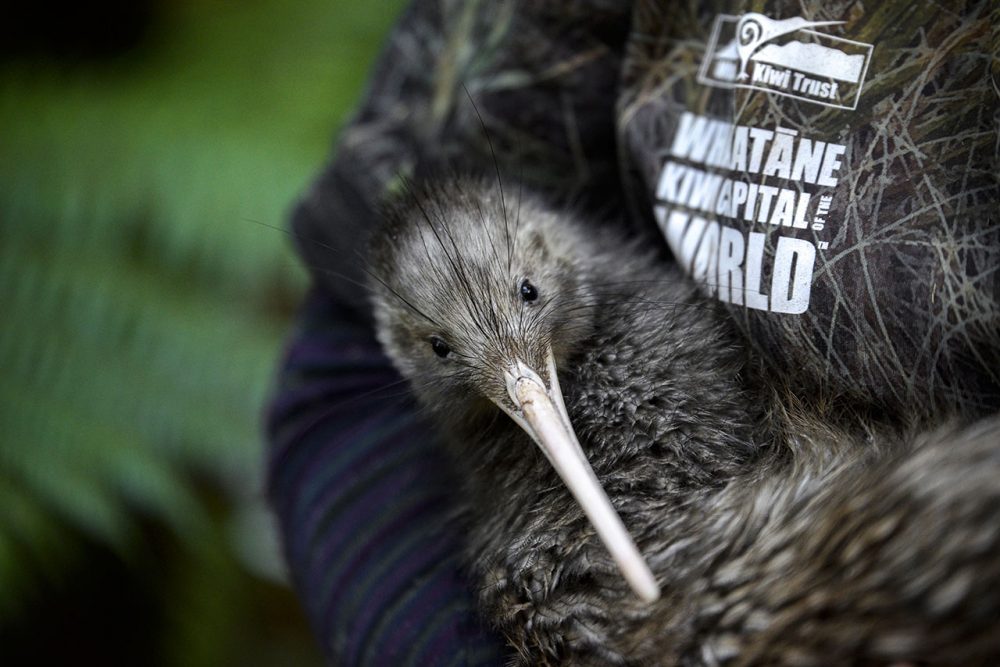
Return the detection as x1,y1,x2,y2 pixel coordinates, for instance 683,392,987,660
368,175,1000,666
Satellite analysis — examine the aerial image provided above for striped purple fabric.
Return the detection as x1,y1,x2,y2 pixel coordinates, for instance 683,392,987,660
267,288,505,666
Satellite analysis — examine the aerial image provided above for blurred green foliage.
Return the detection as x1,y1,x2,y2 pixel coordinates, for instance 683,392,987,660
0,0,404,663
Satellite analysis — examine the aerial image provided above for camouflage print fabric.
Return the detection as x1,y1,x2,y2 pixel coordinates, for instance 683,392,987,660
296,0,998,420
293,0,631,314
620,0,1000,419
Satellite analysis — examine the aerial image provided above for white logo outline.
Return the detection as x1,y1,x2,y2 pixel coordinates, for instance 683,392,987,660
697,13,874,111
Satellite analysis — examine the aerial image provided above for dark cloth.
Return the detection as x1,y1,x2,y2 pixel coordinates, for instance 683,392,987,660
267,289,505,665
269,0,999,663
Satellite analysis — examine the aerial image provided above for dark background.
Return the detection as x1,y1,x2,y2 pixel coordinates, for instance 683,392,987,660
0,0,404,663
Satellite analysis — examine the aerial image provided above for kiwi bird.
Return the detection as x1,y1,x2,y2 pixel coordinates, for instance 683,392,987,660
367,175,1000,666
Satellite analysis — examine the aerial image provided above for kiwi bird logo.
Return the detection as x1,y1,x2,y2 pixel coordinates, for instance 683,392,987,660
735,13,843,79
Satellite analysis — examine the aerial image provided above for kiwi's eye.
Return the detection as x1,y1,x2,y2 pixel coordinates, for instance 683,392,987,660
430,336,451,358
520,279,539,303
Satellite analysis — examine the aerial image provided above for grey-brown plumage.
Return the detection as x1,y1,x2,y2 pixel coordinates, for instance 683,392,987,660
368,175,1000,666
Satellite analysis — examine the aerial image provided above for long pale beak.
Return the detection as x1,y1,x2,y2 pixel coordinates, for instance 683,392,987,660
497,350,660,603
